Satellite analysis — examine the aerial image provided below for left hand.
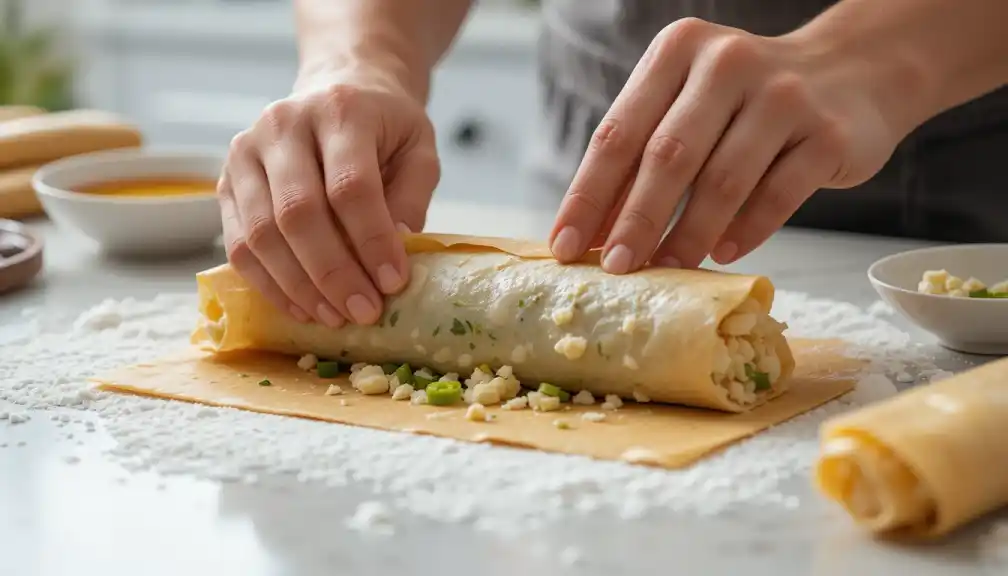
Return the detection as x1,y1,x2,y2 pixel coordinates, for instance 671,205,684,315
548,17,908,272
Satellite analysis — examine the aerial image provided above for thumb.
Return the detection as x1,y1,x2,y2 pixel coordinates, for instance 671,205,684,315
384,144,441,233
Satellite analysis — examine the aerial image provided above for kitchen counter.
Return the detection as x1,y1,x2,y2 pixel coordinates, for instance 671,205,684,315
1,196,1005,576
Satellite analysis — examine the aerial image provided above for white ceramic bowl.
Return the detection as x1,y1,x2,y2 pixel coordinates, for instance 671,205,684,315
33,148,225,256
868,244,1008,355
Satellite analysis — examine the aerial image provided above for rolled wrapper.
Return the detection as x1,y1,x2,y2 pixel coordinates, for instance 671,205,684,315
191,233,795,412
815,357,1008,538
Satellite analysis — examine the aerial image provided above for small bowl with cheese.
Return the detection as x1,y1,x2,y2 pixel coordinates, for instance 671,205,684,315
33,147,224,256
868,244,1008,355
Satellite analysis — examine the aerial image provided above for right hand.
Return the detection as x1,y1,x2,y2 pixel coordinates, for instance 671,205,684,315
217,67,440,327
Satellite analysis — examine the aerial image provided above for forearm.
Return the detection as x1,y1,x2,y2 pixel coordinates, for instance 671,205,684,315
794,0,1008,134
293,0,474,101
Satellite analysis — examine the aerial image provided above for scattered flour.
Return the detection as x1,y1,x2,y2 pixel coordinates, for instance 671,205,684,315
0,291,950,536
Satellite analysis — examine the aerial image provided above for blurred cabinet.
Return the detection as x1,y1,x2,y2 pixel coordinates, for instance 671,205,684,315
75,1,542,205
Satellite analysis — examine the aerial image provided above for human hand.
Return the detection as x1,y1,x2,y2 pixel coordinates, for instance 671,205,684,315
217,67,440,326
549,17,910,272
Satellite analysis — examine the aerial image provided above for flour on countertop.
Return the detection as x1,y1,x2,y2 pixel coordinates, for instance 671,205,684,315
0,291,947,536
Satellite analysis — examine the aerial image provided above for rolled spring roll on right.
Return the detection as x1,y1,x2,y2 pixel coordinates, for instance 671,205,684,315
194,233,795,412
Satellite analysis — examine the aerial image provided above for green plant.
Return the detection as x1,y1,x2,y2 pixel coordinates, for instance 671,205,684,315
0,0,74,111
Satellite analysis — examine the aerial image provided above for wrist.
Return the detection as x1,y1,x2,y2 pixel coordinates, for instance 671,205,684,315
784,15,938,139
296,26,431,102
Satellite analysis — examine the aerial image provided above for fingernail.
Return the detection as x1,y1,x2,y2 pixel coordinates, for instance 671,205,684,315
602,244,635,274
290,305,311,323
551,226,582,261
377,263,404,294
396,222,413,234
347,294,379,324
317,303,344,327
655,256,681,268
712,241,738,264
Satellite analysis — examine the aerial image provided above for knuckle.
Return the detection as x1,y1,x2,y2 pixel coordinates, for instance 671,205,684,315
317,84,366,126
274,189,317,233
588,117,631,159
564,188,608,219
325,166,371,211
765,183,805,215
659,17,708,48
244,214,281,253
643,134,686,168
316,257,359,296
763,73,811,110
620,208,666,240
225,236,255,269
707,36,756,76
355,229,398,263
258,100,299,137
228,130,254,157
699,168,743,204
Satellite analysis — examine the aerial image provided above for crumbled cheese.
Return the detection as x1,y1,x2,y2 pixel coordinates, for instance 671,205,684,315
350,362,367,373
465,403,489,422
581,412,606,423
620,314,637,334
433,347,452,363
501,396,528,410
8,412,30,424
350,366,391,395
297,353,318,371
464,367,494,389
324,384,343,396
415,368,434,380
551,306,575,326
603,394,623,409
962,277,986,293
410,390,428,405
496,365,514,379
410,328,420,339
471,382,501,406
553,335,588,360
489,376,520,401
457,354,473,368
572,390,595,405
392,384,414,401
948,289,967,298
622,355,639,370
414,345,426,355
632,389,650,403
440,373,459,383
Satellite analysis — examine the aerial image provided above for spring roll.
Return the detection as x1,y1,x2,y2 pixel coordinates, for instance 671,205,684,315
815,357,1008,538
192,233,795,412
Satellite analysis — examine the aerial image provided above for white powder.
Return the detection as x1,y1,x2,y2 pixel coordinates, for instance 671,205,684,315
0,290,950,537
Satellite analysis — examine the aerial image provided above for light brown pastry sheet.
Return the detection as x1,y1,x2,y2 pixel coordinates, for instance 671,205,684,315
95,339,858,469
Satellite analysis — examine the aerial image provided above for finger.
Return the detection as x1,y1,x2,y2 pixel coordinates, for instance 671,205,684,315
218,179,305,321
384,140,440,234
260,124,359,328
589,174,635,250
600,61,742,274
653,83,798,268
715,133,841,261
318,123,407,309
230,150,333,325
549,20,706,263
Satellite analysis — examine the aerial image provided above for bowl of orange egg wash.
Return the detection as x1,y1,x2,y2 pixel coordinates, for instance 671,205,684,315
33,146,224,257
868,244,1008,355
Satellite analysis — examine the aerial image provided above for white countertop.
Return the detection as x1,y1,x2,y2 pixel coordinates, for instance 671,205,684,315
1,195,1006,576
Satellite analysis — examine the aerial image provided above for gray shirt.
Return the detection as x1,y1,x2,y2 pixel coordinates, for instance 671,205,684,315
536,0,1008,242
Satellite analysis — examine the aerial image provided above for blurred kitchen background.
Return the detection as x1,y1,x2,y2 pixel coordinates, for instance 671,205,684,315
3,0,547,208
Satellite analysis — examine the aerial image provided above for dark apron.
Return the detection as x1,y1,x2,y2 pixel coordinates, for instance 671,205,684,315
536,0,1008,242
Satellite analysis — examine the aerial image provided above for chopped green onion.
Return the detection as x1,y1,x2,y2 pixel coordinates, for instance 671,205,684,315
451,318,467,335
465,319,474,333
413,375,434,390
745,364,771,391
389,310,400,327
596,341,603,356
340,349,349,357
316,361,341,379
238,373,249,378
257,379,272,387
518,298,526,308
433,325,441,337
381,363,399,375
538,382,571,402
469,342,476,351
394,363,414,386
970,288,991,298
427,381,463,406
